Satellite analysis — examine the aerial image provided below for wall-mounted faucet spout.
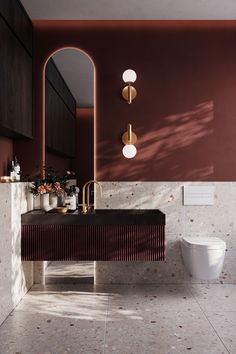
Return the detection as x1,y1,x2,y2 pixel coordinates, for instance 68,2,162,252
82,180,102,214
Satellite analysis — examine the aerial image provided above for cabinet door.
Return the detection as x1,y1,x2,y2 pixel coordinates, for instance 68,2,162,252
0,16,32,138
45,80,53,148
46,59,76,115
65,114,76,157
45,80,76,158
45,80,61,153
0,0,32,55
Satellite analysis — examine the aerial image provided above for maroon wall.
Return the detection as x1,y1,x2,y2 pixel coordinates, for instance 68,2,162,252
21,21,236,181
0,136,13,176
74,108,94,190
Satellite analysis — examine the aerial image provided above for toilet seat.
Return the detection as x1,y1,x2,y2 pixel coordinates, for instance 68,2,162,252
181,236,226,250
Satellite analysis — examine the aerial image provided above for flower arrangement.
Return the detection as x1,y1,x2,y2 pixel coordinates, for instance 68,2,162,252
29,167,75,196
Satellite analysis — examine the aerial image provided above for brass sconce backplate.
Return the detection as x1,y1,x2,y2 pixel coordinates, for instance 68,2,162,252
122,131,137,145
122,85,137,104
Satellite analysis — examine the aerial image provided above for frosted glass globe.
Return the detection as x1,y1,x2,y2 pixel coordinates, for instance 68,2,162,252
122,144,137,158
122,69,137,83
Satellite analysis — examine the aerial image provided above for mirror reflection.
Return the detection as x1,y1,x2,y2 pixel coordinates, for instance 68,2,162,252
45,48,94,206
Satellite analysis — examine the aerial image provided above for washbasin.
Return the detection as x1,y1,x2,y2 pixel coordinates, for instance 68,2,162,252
22,208,165,225
88,208,165,224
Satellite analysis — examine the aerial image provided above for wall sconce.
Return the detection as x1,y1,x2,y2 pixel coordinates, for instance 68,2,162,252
122,69,137,104
122,123,137,158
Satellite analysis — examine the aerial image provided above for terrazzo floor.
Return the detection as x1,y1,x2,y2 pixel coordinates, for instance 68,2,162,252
0,264,236,354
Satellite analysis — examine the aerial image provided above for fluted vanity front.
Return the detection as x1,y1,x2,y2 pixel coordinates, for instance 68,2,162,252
21,209,165,261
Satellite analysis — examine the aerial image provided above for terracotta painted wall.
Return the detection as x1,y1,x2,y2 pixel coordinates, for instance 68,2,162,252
74,108,94,190
0,136,13,176
25,21,236,181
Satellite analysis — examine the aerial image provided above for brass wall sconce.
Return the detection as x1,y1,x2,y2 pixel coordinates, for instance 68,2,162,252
122,123,137,158
122,69,137,104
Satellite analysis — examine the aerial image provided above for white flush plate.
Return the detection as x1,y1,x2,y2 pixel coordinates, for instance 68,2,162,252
183,185,215,206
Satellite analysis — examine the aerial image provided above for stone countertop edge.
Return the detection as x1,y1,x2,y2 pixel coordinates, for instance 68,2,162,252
21,209,166,225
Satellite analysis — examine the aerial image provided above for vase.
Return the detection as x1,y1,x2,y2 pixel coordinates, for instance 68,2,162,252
40,193,51,212
50,194,58,209
33,194,41,210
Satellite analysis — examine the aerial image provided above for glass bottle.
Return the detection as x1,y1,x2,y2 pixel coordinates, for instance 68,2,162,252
9,160,16,181
14,156,21,181
65,186,77,211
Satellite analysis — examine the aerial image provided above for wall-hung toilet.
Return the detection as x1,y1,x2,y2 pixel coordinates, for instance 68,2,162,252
180,236,226,280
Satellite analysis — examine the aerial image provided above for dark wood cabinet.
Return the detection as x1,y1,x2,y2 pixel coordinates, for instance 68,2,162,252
0,15,32,139
46,79,76,158
0,0,32,55
46,60,76,115
45,59,76,158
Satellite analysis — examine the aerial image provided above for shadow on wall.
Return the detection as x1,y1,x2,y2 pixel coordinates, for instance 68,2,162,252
97,101,214,181
97,182,182,212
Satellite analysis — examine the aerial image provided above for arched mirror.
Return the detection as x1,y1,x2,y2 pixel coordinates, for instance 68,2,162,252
44,48,95,283
45,48,95,202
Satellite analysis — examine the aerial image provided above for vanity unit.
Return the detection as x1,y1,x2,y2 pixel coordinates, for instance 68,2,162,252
21,209,165,261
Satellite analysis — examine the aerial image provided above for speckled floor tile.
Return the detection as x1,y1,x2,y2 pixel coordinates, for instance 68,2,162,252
189,284,236,312
1,284,236,354
100,284,200,317
0,311,105,354
14,284,109,322
206,311,236,353
104,310,228,354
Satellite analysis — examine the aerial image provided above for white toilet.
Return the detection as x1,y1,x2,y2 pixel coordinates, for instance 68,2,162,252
180,236,226,280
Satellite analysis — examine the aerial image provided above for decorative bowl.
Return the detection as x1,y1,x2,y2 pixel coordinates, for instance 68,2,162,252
56,207,68,214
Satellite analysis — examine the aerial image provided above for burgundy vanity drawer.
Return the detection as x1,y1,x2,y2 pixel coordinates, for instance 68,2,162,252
21,224,165,261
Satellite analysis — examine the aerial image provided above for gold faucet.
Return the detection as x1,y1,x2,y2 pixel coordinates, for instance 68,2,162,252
82,180,102,214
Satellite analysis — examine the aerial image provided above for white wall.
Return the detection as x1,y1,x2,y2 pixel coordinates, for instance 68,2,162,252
95,182,236,284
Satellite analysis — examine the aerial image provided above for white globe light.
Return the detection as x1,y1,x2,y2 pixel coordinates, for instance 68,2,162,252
122,69,137,83
122,144,137,159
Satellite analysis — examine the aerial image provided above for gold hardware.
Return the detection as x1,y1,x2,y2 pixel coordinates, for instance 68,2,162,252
82,180,102,214
82,181,91,214
122,123,137,145
122,84,137,104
